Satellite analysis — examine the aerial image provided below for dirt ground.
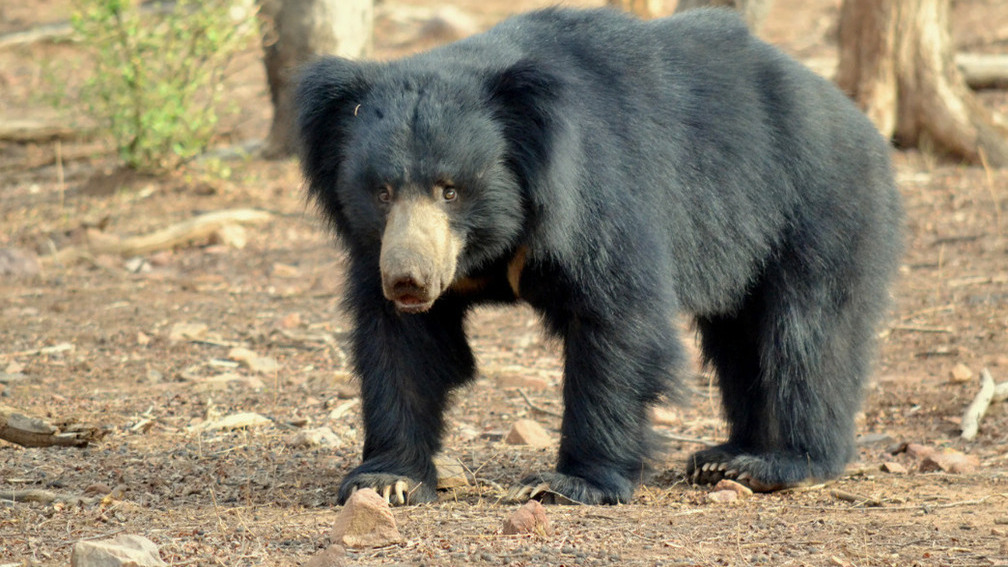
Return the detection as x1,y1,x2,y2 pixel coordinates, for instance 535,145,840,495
2,0,1008,565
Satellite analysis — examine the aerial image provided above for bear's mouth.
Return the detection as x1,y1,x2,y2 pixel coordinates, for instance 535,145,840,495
393,294,434,314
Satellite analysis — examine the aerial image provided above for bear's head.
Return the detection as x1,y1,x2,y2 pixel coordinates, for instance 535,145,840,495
296,56,562,313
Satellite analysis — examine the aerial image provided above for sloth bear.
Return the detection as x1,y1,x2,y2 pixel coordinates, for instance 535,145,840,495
296,7,902,505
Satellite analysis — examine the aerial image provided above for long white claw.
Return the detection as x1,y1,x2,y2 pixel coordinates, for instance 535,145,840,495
382,484,392,503
394,480,407,505
529,482,551,499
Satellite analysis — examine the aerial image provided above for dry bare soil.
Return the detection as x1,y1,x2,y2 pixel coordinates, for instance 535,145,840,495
2,0,1007,565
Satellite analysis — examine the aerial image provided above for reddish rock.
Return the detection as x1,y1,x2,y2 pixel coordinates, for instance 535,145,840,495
919,450,979,474
502,500,553,536
905,443,936,460
330,488,404,548
505,419,552,448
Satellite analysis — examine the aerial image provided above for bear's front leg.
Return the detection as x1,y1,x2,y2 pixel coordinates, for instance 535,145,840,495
338,289,475,506
512,312,681,505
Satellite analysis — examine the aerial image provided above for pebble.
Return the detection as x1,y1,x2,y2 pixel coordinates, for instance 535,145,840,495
504,419,552,448
951,363,973,383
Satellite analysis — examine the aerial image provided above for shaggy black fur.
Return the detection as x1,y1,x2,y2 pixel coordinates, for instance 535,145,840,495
296,7,903,505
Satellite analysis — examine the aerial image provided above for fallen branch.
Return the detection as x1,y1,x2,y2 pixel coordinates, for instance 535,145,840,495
0,406,92,448
0,21,73,49
43,208,272,265
1,485,124,506
803,53,1008,90
961,368,1008,440
0,119,87,143
957,53,1008,90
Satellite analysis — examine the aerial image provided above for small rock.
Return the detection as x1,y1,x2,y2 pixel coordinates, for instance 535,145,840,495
211,224,247,249
333,381,359,399
168,322,207,343
435,454,469,489
651,406,679,426
0,247,40,278
707,490,738,503
415,6,479,43
502,499,553,536
83,483,113,496
330,488,404,548
289,427,341,448
124,256,151,273
228,347,279,374
276,312,301,329
198,372,265,391
714,479,753,497
271,262,301,278
880,461,908,474
197,412,271,432
919,449,979,474
856,432,895,446
951,363,973,383
505,419,552,448
304,544,346,567
148,250,173,266
905,443,936,460
70,534,166,567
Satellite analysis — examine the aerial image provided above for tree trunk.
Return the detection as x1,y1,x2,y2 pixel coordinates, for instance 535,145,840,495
673,0,774,32
259,0,373,158
836,0,1008,166
607,0,664,19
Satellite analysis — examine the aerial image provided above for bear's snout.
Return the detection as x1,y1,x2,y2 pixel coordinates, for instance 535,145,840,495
379,197,463,313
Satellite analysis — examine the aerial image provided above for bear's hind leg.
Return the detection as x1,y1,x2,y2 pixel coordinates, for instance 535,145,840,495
689,276,874,491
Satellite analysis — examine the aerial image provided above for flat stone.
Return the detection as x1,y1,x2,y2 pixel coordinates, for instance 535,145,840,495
70,534,167,567
881,461,908,474
435,454,469,489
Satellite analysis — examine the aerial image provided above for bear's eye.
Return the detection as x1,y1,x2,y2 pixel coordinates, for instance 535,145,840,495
377,186,393,204
441,186,458,202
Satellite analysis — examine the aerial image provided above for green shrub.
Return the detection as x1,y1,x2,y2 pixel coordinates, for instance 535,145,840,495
72,0,255,173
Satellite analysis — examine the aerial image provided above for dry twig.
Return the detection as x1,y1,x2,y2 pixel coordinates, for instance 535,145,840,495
961,368,1008,440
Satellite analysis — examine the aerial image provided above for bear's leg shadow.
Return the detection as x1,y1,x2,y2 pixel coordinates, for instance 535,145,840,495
338,287,475,505
690,263,881,491
513,308,680,504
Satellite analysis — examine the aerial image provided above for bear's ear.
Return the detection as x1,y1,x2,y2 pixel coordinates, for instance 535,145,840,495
486,60,565,188
295,57,373,222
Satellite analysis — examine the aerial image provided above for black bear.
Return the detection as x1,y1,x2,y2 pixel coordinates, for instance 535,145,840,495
296,7,902,505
